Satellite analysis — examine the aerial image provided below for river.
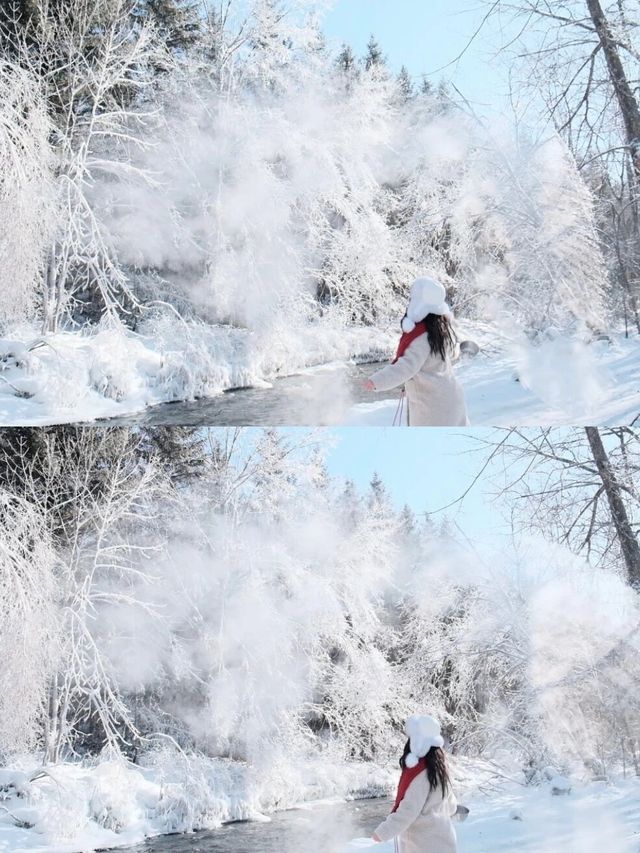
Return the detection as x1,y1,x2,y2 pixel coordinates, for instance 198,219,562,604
92,363,392,426
121,797,390,853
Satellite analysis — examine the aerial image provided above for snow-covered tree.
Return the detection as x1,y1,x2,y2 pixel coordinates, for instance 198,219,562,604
364,35,385,72
484,135,609,332
0,492,59,758
396,65,413,102
1,427,639,780
133,0,201,52
336,43,356,74
3,0,167,331
0,62,55,328
483,0,640,333
0,428,169,761
477,427,640,587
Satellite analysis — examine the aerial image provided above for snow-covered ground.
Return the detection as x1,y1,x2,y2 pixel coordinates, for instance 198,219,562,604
0,318,638,426
347,775,640,853
1,756,638,853
348,333,640,427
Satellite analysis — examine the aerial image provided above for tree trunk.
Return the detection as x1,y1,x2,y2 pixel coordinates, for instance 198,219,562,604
585,0,640,176
45,674,59,764
42,246,56,335
585,426,640,589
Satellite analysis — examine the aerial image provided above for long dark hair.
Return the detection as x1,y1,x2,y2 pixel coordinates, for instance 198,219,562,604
400,739,450,793
403,313,456,361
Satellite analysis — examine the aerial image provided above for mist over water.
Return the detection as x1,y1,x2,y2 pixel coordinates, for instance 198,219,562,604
91,361,380,426
125,798,387,853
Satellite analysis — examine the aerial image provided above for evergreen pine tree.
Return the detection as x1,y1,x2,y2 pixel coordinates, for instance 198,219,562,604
399,504,416,534
139,427,208,484
309,447,330,493
339,479,361,528
309,27,327,59
251,429,295,519
367,472,392,514
364,34,385,71
396,65,413,102
246,0,294,90
336,43,356,74
421,78,434,96
438,515,454,540
134,0,200,52
419,513,438,539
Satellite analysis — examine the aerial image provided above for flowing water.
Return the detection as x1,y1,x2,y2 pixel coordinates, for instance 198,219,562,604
92,363,393,427
121,798,390,853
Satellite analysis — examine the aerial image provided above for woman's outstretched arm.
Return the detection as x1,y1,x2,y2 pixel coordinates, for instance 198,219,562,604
372,773,430,843
368,335,429,393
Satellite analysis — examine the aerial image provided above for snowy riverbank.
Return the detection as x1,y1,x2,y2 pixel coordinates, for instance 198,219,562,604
0,754,638,852
0,752,396,853
0,317,638,426
0,315,394,426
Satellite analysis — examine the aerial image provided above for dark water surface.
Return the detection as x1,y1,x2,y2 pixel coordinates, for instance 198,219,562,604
92,363,391,426
121,798,390,853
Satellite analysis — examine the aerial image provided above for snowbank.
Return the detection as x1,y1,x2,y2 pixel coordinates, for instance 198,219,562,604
347,332,640,427
454,774,640,853
0,751,396,852
0,315,394,425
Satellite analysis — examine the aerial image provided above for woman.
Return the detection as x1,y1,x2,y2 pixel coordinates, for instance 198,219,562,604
364,277,469,426
372,715,457,853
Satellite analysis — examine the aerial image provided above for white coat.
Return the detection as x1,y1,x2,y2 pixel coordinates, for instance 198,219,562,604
369,335,469,427
374,774,458,853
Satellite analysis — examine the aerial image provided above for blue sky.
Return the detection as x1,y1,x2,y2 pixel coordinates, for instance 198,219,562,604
284,427,510,541
321,0,511,111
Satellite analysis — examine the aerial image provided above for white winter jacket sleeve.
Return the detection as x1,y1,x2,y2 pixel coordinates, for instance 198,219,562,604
445,785,458,817
373,773,431,843
369,336,429,393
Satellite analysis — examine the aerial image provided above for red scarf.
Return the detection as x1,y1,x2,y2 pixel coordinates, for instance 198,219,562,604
393,322,427,363
391,759,427,813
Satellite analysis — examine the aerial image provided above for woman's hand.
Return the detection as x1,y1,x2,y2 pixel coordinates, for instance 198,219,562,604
371,832,382,842
363,379,375,392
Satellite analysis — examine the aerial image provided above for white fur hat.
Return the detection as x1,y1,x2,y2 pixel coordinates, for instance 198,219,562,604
405,715,445,768
401,277,452,333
